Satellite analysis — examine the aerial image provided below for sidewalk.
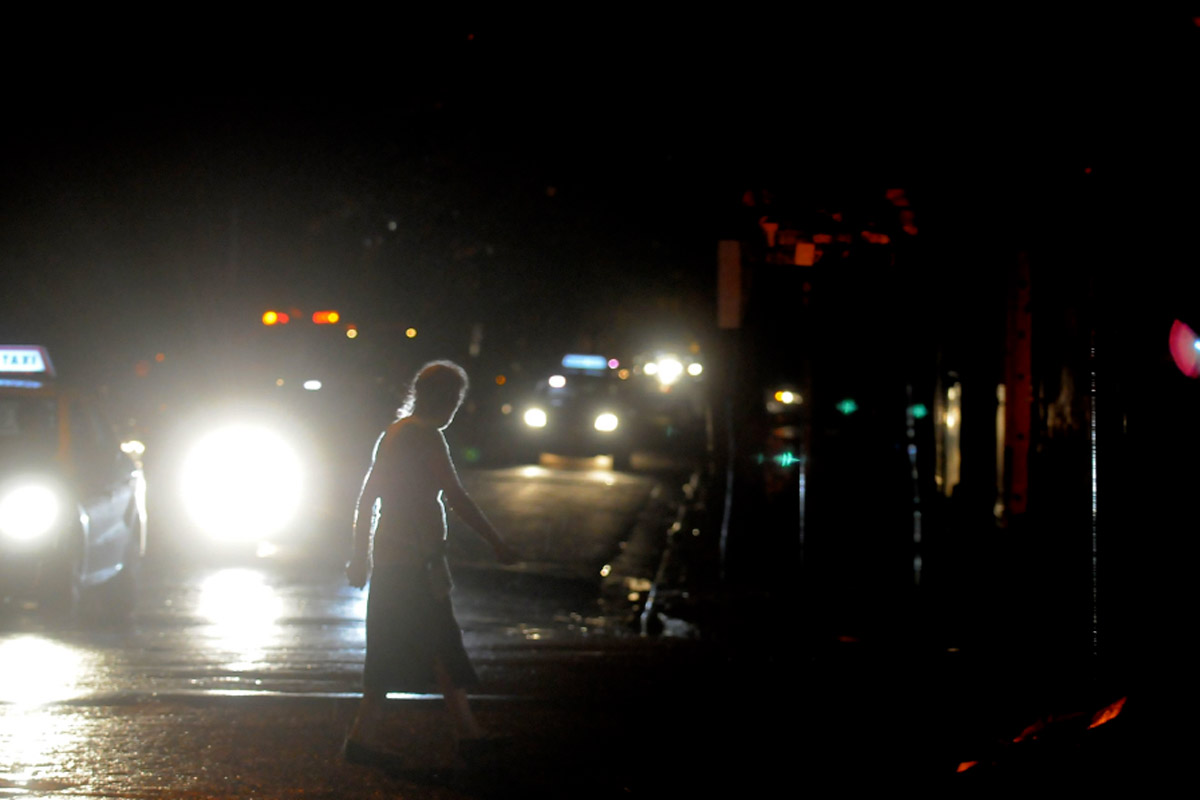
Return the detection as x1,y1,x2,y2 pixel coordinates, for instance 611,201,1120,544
631,470,1156,790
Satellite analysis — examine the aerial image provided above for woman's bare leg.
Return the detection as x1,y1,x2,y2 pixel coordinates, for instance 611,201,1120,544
434,659,484,740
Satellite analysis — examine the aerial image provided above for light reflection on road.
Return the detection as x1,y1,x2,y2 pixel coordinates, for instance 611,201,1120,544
0,635,92,706
0,465,669,708
0,705,81,787
195,568,284,671
0,636,92,789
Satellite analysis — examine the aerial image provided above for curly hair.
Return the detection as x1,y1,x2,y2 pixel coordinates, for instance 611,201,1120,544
397,360,470,421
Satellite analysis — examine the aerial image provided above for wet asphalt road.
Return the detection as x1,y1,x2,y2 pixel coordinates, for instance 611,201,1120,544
2,459,1155,796
0,462,716,798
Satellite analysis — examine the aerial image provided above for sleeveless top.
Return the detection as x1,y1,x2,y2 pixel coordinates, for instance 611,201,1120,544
368,416,453,568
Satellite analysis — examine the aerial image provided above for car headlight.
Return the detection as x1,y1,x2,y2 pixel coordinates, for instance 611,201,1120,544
0,483,61,542
180,424,303,541
654,358,684,386
523,408,548,428
594,412,619,433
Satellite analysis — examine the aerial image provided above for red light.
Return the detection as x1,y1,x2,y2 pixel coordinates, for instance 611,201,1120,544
1169,319,1200,378
1088,696,1126,729
312,310,340,324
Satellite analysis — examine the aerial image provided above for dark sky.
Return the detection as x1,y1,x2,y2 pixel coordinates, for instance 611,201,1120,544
2,16,1197,383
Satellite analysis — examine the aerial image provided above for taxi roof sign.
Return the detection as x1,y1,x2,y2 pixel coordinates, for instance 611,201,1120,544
561,354,608,371
0,345,55,377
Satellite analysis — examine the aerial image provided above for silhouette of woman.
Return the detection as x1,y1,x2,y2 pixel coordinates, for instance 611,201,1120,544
344,360,518,765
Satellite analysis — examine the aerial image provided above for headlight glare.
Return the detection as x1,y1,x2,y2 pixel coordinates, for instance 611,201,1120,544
0,484,60,541
523,408,548,428
594,412,619,432
655,358,684,385
180,424,303,541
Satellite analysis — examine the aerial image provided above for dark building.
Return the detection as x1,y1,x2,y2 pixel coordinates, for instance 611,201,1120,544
711,165,1192,677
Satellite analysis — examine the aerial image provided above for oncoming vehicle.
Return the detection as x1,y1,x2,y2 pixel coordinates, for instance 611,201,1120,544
147,313,383,562
167,405,311,557
0,346,147,618
626,346,710,459
514,354,638,470
155,395,366,562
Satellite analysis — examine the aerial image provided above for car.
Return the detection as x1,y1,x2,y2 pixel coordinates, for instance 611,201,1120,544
511,354,639,470
143,327,383,563
0,345,147,619
152,393,366,563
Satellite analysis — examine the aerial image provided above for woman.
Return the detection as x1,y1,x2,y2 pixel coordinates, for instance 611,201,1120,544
345,360,518,765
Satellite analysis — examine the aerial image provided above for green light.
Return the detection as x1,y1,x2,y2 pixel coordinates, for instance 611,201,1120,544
773,451,800,468
909,404,928,419
835,398,858,415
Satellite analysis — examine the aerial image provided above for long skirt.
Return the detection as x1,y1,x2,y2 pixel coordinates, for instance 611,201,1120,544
363,562,479,693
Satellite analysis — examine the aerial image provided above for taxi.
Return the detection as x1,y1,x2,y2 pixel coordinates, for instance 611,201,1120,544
515,354,638,470
0,346,147,618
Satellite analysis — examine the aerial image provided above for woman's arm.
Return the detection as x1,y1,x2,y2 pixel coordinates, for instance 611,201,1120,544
431,433,520,564
347,432,387,587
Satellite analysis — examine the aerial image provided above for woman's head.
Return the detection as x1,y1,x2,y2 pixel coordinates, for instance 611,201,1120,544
401,360,469,427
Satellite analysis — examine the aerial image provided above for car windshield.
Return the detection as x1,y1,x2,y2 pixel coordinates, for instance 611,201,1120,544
0,395,59,458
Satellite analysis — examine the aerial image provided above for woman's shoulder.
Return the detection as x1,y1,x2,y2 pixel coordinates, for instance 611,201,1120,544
380,417,443,450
